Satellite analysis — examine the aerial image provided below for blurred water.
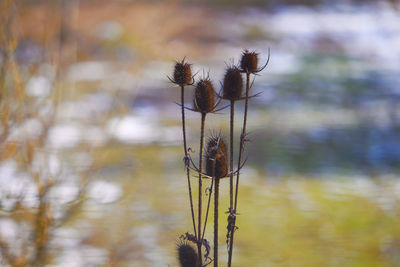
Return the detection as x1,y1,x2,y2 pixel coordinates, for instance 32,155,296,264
48,2,400,174
210,4,400,175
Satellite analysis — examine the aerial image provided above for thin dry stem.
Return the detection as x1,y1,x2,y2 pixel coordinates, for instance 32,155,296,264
181,85,198,239
229,100,235,211
197,112,207,266
227,71,251,267
202,147,218,241
213,178,219,267
202,178,214,241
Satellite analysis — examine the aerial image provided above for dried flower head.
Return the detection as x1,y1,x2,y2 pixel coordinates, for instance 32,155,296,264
177,241,198,267
194,78,215,114
205,136,228,179
222,67,243,101
173,58,192,86
206,133,227,157
240,50,259,73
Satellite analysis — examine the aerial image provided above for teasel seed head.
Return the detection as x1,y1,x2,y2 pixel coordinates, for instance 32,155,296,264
177,241,199,267
205,136,228,179
207,133,227,157
193,78,215,114
173,59,192,86
240,50,259,73
222,67,243,101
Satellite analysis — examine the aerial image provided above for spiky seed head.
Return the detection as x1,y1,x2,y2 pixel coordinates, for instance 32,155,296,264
194,78,215,114
222,67,243,101
177,241,198,267
206,134,227,157
240,50,259,73
173,59,192,86
205,137,228,179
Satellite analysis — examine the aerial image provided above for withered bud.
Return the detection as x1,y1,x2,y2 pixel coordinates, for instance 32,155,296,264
240,50,259,73
205,137,228,179
222,67,243,101
193,78,215,114
173,59,192,86
177,241,198,267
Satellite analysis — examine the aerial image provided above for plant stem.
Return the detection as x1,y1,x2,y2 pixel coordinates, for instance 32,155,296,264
229,100,235,211
181,85,198,239
198,112,206,266
203,154,218,266
202,176,214,241
227,72,251,267
214,178,219,267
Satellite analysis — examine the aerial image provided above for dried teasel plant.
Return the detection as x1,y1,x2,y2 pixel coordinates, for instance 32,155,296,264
168,58,198,249
205,135,228,180
227,49,270,267
240,51,259,74
177,240,199,267
239,49,270,74
221,65,244,224
171,58,194,87
172,49,269,267
190,76,220,265
222,67,243,102
205,136,228,267
170,70,221,266
194,78,216,114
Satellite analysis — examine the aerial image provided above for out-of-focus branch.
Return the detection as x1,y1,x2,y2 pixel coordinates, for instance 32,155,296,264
31,179,54,267
0,235,28,267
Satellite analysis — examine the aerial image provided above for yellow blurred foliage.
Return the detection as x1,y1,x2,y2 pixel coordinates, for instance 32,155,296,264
1,141,18,160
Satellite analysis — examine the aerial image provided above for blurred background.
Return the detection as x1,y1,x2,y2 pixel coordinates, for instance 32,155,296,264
1,0,400,266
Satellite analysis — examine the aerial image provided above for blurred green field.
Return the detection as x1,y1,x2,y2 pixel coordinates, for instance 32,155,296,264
77,144,400,266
